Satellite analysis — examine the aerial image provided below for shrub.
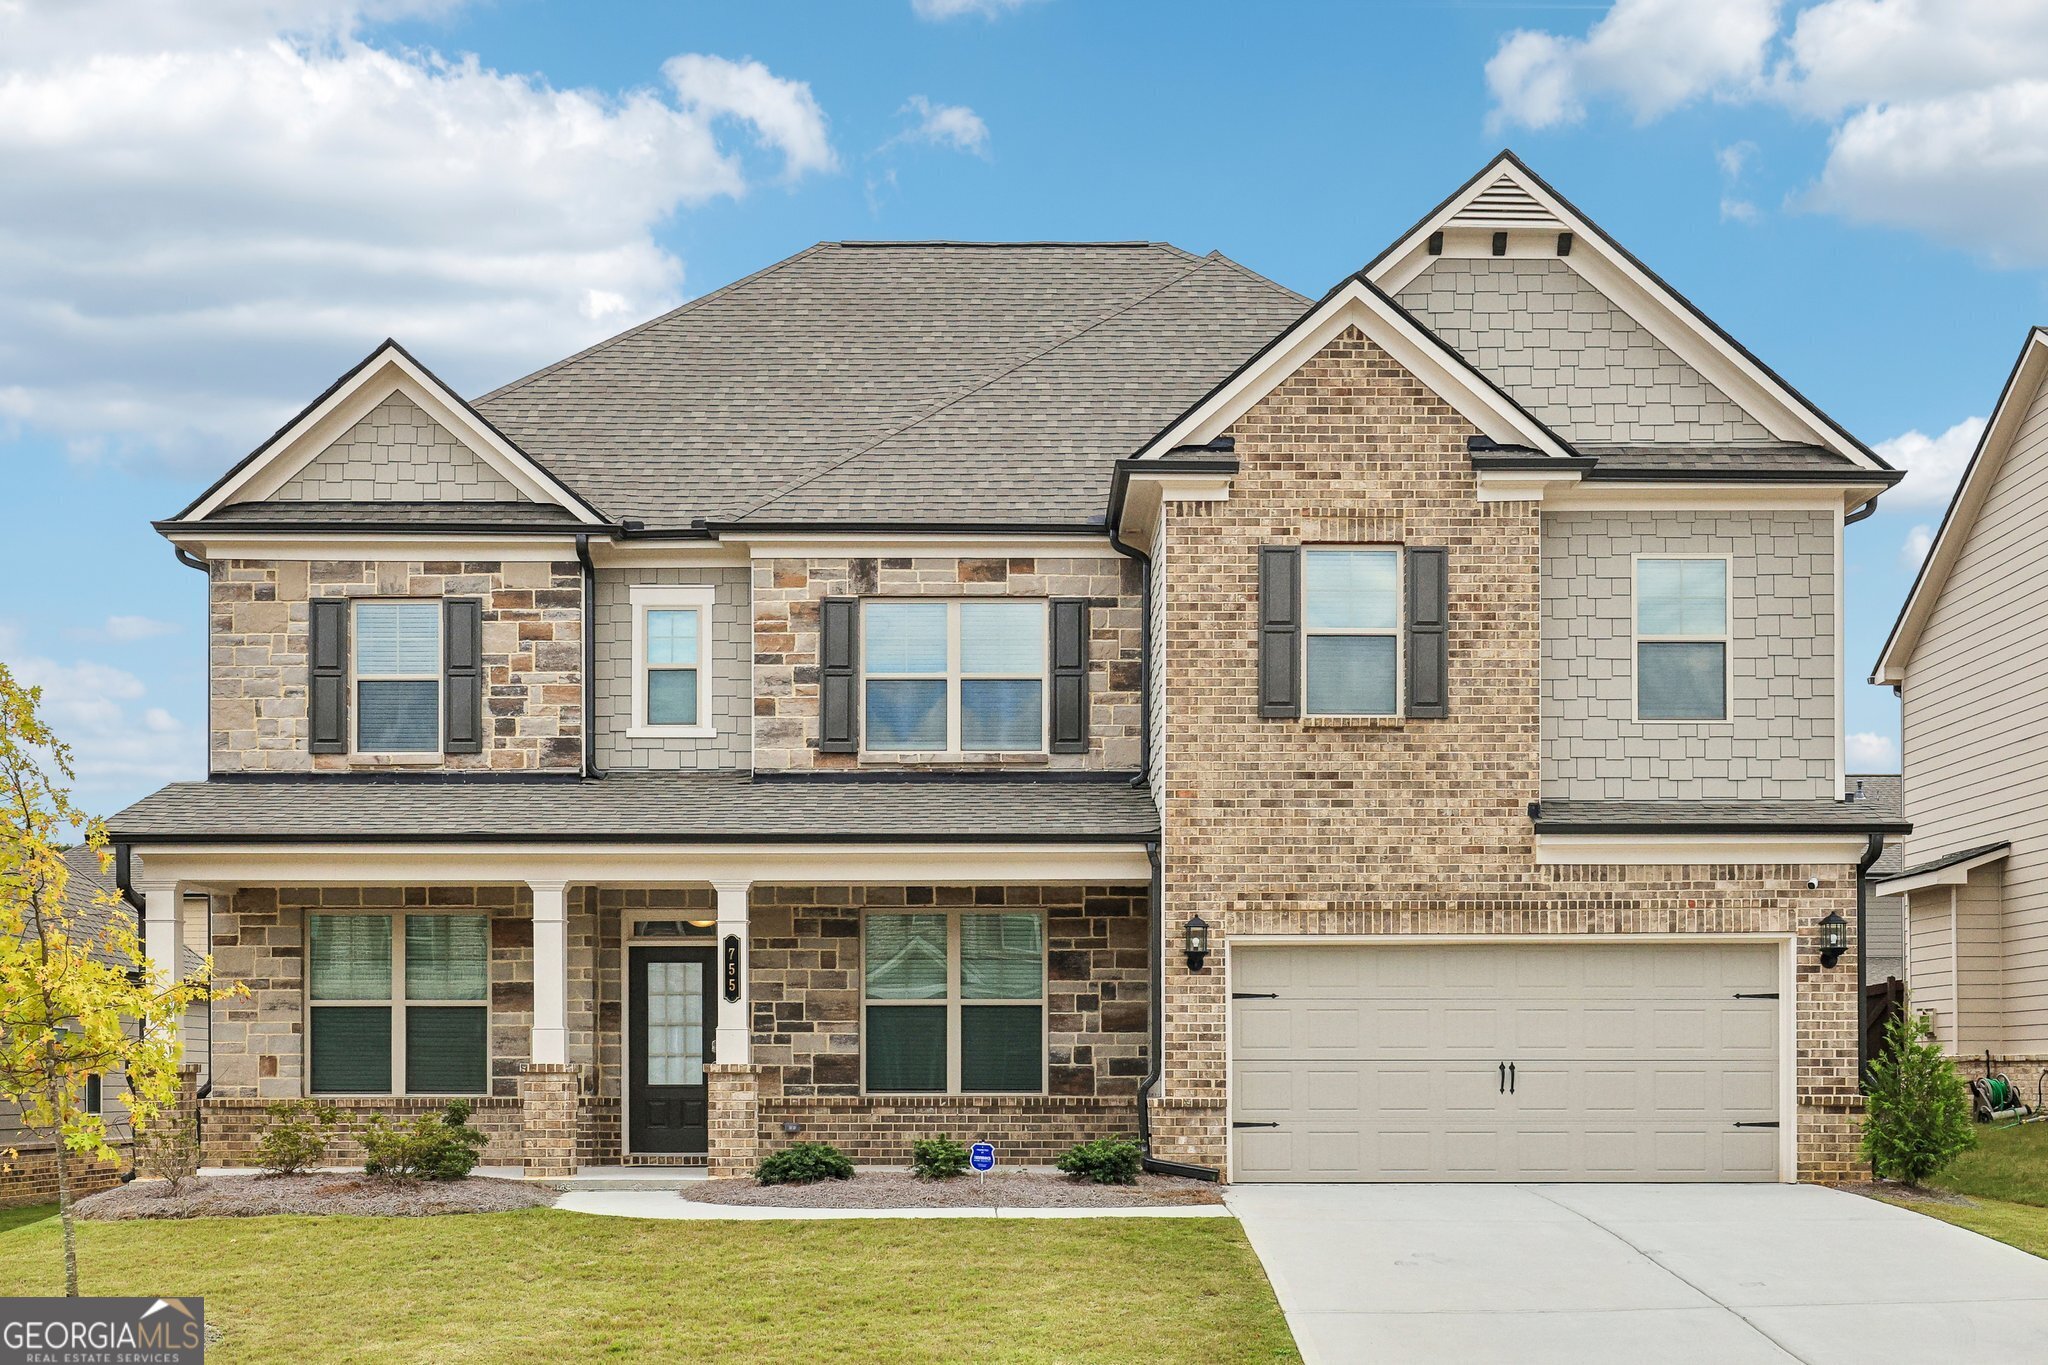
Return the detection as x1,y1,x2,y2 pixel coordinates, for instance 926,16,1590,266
910,1135,969,1180
135,1112,202,1196
1056,1138,1142,1186
256,1099,341,1177
361,1099,489,1182
754,1141,854,1185
1863,1007,1976,1185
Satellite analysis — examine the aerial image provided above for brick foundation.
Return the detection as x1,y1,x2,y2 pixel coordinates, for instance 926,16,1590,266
0,1146,128,1209
706,1064,759,1178
519,1064,580,1178
759,1095,1135,1166
199,1095,527,1166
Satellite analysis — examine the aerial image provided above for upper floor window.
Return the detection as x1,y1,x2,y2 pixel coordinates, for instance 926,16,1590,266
308,912,489,1095
354,600,441,753
1303,548,1401,716
1635,557,1728,722
629,585,716,738
862,600,1046,753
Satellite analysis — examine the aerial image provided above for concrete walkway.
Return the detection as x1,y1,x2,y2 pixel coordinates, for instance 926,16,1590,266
1226,1183,2048,1365
553,1189,1230,1219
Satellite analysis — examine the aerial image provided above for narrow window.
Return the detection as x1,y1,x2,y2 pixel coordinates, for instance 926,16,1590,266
629,585,715,736
353,600,442,753
861,600,1047,754
862,910,1045,1094
1636,558,1729,721
308,913,489,1095
1302,548,1401,716
82,1074,102,1114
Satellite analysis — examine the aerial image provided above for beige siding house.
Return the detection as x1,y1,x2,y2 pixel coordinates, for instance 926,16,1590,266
1875,328,2048,1063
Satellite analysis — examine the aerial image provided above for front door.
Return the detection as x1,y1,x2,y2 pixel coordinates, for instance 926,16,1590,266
628,946,715,1154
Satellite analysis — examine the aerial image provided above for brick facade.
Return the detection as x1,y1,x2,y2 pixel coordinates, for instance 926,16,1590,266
0,1146,127,1209
208,557,582,773
1153,325,1863,1180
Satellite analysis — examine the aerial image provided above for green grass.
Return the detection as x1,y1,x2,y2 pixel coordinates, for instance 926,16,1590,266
1928,1120,2048,1207
1896,1196,2048,1260
0,1206,1298,1364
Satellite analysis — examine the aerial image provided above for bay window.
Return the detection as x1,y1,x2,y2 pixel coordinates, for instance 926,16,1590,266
863,910,1045,1093
308,912,489,1095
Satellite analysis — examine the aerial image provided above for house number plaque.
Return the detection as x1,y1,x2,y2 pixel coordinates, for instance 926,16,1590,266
722,934,741,1003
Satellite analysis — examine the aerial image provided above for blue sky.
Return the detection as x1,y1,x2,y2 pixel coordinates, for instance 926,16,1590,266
4,0,2042,814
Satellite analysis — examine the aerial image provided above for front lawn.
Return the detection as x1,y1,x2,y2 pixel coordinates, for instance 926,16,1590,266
1880,1121,2048,1261
0,1204,1298,1364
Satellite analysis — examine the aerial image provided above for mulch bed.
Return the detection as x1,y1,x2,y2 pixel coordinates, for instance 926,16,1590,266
1839,1179,1977,1207
680,1171,1224,1209
74,1172,555,1220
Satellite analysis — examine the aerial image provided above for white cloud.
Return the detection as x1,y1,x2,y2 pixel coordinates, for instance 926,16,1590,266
65,615,180,643
2,653,201,803
889,96,991,157
911,0,1039,19
1485,0,1780,130
1875,414,1985,505
1773,0,2048,115
1899,523,1935,567
1846,731,1898,769
0,3,837,468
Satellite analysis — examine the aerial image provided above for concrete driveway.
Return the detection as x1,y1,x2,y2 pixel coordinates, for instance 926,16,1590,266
1227,1184,2048,1365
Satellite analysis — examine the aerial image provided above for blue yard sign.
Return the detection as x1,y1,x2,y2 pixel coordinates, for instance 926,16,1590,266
970,1142,995,1172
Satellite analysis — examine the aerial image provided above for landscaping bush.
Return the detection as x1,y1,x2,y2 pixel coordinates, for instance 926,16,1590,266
910,1135,970,1180
361,1099,489,1181
1056,1138,1142,1185
256,1099,341,1177
135,1112,202,1196
754,1141,854,1185
1863,1007,1976,1185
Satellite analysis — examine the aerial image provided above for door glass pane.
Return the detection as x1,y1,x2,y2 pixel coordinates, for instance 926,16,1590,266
1304,550,1398,630
355,601,442,674
864,914,948,999
646,608,699,666
311,1006,392,1092
1305,635,1397,715
961,914,1042,999
864,602,947,673
644,960,704,1087
865,679,946,750
309,914,391,1000
865,1005,946,1092
960,601,1042,673
647,668,699,725
1638,642,1727,720
358,679,440,751
960,679,1041,751
961,1005,1042,1092
405,1006,487,1093
405,915,489,1000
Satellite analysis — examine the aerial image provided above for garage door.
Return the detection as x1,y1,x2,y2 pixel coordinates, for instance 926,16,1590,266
1231,941,1782,1183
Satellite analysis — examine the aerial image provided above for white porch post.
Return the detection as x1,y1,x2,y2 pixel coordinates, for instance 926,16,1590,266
529,880,569,1066
713,879,752,1066
138,880,183,987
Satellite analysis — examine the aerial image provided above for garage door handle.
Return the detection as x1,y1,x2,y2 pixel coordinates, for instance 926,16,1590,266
1508,1062,1516,1095
1499,1062,1507,1094
1232,1121,1279,1130
1733,992,1780,1000
1232,992,1279,1000
1733,1121,1780,1129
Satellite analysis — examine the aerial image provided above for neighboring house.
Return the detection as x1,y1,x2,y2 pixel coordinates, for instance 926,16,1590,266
1874,327,2048,1069
1848,774,1905,986
111,151,1905,1186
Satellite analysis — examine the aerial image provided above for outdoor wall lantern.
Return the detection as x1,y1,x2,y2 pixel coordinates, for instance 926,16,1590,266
1183,914,1211,972
1818,911,1848,969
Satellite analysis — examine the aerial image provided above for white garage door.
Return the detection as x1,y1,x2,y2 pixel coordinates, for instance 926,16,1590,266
1231,941,1782,1183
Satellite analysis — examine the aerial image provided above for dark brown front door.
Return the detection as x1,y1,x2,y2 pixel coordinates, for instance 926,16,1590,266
628,946,715,1154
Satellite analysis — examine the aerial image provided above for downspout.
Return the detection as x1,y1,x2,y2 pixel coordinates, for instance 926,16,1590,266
1856,830,1885,1089
1845,497,1880,526
1105,526,1151,788
575,533,603,780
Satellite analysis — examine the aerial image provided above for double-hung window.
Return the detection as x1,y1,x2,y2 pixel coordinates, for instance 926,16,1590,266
1302,548,1401,716
308,913,490,1095
353,601,442,753
863,910,1045,1093
1635,557,1729,721
629,584,715,736
862,600,1046,753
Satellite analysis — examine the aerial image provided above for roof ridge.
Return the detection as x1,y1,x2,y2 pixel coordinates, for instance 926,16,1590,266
1200,247,1311,306
831,239,1176,249
726,253,1229,523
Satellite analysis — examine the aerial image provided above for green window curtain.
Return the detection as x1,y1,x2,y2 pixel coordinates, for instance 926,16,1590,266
864,914,948,999
404,1006,489,1094
308,915,392,1000
960,913,1042,999
405,915,490,1000
311,1006,393,1093
865,1006,946,1092
961,1006,1042,1092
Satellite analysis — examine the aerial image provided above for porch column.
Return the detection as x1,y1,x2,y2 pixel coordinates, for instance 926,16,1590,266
136,880,183,987
528,880,569,1066
712,879,752,1066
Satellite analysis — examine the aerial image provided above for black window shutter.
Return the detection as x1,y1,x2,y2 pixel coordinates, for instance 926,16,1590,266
818,597,858,753
443,597,484,754
1049,598,1090,754
1406,546,1448,719
308,597,349,754
1258,546,1301,719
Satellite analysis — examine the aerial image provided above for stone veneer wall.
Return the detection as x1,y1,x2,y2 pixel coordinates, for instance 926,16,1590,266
1154,325,1864,1181
1541,510,1836,801
751,554,1143,771
209,558,582,773
592,566,752,769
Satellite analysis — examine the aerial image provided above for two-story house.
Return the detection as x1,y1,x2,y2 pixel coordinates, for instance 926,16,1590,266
111,152,1905,1185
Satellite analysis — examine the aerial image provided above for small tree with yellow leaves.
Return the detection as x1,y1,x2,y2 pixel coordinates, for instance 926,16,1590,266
0,662,222,1296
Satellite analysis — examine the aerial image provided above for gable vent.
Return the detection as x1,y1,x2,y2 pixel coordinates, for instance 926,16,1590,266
1449,175,1561,229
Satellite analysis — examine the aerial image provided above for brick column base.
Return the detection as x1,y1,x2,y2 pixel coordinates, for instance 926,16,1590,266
519,1063,580,1179
705,1064,760,1179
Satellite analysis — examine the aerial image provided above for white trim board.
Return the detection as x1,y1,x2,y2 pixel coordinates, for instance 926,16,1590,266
1535,833,1874,865
1873,845,2009,897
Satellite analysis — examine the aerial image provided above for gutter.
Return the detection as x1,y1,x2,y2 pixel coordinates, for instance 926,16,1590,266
575,533,603,780
1133,842,1215,1180
1856,830,1885,1088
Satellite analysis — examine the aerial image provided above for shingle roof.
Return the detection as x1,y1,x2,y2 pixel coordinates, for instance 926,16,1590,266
1534,798,1910,833
201,501,584,530
1575,442,1883,480
1878,840,2010,885
109,773,1161,844
471,243,1307,530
